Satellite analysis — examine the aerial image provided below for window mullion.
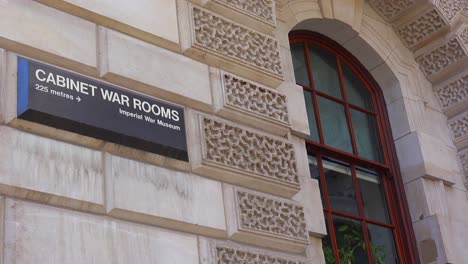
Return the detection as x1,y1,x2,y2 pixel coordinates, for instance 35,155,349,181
304,42,325,144
351,165,375,264
336,57,359,156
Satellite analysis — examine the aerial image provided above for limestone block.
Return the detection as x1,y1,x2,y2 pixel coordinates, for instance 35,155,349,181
179,3,284,88
198,237,311,264
395,132,457,184
103,143,191,173
105,154,226,237
369,51,403,105
404,178,448,223
190,0,276,33
306,236,326,263
99,28,212,112
293,177,327,237
0,196,3,263
413,214,456,264
434,69,468,118
211,68,290,136
448,218,468,263
386,98,411,140
3,199,199,264
36,0,180,52
0,49,6,124
223,185,309,253
188,113,300,198
0,126,104,213
444,185,468,224
0,0,97,75
278,82,310,137
290,135,311,181
342,34,385,71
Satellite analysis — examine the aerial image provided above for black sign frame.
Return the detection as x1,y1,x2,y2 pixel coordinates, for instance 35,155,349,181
17,57,188,161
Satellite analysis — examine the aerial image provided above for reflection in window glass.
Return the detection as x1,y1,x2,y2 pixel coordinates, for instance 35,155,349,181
342,62,373,111
350,109,383,162
323,158,359,215
367,224,398,264
333,215,369,264
290,43,310,87
318,96,353,153
309,45,343,99
303,90,320,142
357,168,390,223
308,155,324,205
322,218,336,264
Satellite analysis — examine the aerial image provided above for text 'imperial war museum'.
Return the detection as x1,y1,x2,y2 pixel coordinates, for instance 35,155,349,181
0,0,467,263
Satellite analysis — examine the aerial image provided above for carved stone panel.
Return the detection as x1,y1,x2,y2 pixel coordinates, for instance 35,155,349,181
458,148,468,190
396,8,447,49
435,72,468,115
189,113,300,197
449,112,468,145
202,116,297,183
181,4,283,87
415,36,467,81
198,237,311,264
436,0,468,22
223,186,309,253
215,71,290,136
368,0,417,20
214,0,275,25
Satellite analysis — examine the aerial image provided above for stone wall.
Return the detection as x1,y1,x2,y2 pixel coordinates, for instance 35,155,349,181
0,0,466,263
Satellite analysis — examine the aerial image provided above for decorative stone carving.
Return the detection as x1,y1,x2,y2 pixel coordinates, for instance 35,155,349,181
436,0,467,22
222,186,309,253
198,238,311,264
192,6,281,75
184,5,283,87
435,73,468,112
369,0,416,20
236,190,308,240
201,116,298,185
396,9,447,48
223,72,289,125
215,245,308,264
449,112,468,142
458,149,468,190
213,0,275,25
415,37,466,78
460,25,468,45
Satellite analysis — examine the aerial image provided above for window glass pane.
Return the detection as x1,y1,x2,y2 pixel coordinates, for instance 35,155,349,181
333,215,369,264
323,158,359,215
350,109,383,162
367,224,398,264
342,62,374,111
322,217,336,264
308,44,343,99
303,90,320,142
357,168,390,223
317,96,353,153
290,43,310,87
308,155,324,206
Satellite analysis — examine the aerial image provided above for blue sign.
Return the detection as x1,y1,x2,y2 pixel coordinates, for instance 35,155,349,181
17,57,188,161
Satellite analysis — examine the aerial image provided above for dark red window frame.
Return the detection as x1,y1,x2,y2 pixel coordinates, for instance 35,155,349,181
289,31,419,264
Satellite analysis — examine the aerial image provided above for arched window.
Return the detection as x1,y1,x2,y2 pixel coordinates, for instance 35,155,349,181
289,32,416,264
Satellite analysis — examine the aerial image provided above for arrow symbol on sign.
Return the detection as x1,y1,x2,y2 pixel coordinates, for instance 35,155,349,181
76,96,81,102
